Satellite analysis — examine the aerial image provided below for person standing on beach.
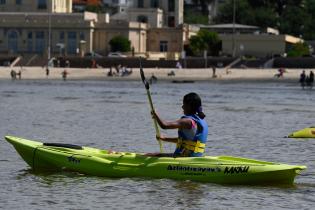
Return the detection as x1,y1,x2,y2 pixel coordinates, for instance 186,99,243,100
151,92,208,157
46,67,50,78
17,70,22,80
309,71,314,89
66,60,70,68
176,61,182,69
10,70,16,80
212,66,217,78
300,70,306,89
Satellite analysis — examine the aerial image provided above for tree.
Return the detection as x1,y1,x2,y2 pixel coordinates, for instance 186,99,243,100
85,0,104,13
214,0,254,25
184,13,209,24
278,5,310,37
109,36,131,52
253,7,277,29
85,5,104,13
301,0,315,39
188,29,221,56
287,42,310,57
213,0,315,39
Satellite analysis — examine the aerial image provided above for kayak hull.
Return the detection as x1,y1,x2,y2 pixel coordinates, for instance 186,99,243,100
288,127,315,138
5,136,306,185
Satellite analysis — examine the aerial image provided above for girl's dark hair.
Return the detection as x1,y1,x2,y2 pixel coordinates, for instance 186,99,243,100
183,92,206,119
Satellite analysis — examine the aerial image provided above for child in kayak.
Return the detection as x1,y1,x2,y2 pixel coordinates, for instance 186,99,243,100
151,92,208,157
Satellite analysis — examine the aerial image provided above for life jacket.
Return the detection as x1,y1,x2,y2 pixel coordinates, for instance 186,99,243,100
174,114,208,157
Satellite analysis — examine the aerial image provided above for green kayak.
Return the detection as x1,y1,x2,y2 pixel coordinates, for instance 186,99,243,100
288,127,315,138
5,135,306,185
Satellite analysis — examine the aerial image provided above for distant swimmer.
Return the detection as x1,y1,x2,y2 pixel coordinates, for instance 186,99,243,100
275,68,286,78
61,69,68,81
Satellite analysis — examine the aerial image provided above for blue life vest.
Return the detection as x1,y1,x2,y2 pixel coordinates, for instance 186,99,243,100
174,114,208,157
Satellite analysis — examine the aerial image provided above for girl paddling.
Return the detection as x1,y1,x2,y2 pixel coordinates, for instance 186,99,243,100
151,92,208,157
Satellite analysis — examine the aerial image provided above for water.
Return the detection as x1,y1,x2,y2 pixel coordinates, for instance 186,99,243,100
0,79,314,209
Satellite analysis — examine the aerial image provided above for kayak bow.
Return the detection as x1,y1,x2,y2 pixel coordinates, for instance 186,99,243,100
5,135,306,185
288,127,315,138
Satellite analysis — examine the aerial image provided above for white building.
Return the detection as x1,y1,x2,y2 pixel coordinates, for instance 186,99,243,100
103,0,134,13
184,0,227,24
107,0,184,28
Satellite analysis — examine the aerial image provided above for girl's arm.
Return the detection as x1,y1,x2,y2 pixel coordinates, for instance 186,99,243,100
156,135,178,143
151,110,192,130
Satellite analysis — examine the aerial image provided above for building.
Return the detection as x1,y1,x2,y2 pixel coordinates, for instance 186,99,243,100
220,34,303,58
106,0,189,59
0,11,99,55
184,0,227,24
0,0,190,60
94,20,147,55
0,0,146,57
0,0,72,13
102,0,133,13
199,23,303,57
108,0,184,28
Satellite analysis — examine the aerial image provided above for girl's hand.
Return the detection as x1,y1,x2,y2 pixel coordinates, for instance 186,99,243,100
156,135,165,141
151,110,158,120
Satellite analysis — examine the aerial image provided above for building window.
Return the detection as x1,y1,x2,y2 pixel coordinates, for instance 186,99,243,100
150,0,158,8
68,32,76,39
27,32,33,52
35,31,45,53
37,0,47,9
79,32,85,40
35,31,44,38
168,16,175,27
137,15,148,23
27,32,32,39
8,30,18,53
16,0,22,5
8,31,18,39
59,31,64,41
0,0,6,4
160,41,168,52
168,0,175,12
67,32,77,54
138,0,144,8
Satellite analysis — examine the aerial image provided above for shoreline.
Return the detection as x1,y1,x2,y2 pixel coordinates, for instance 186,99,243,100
0,66,307,83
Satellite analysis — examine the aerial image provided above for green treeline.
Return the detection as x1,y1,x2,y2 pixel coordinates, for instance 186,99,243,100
187,0,315,40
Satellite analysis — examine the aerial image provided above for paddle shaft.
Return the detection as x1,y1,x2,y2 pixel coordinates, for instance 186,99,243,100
139,59,163,152
145,88,163,153
145,88,160,134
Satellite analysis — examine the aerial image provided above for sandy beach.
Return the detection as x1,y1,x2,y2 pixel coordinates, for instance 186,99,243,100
0,66,307,82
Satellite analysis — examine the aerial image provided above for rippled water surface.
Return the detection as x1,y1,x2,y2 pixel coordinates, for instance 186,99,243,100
0,79,314,209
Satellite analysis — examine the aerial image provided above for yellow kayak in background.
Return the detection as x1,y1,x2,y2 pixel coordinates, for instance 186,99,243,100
288,127,315,138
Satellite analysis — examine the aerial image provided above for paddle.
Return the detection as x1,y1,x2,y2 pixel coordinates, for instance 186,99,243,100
139,58,163,153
